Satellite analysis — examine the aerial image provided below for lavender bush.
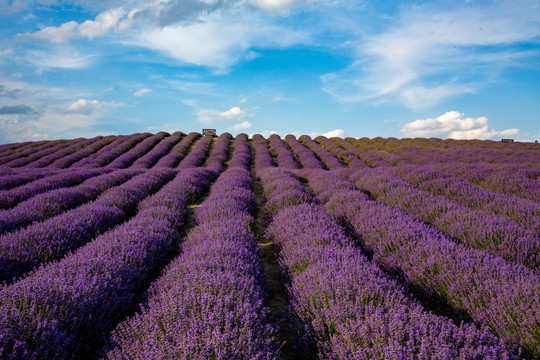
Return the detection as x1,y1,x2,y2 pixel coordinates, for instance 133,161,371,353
0,168,216,359
259,167,517,358
0,168,175,283
304,169,540,356
107,139,277,359
152,132,200,168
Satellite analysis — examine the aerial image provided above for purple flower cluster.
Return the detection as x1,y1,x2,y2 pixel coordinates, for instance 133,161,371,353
0,169,141,235
227,133,251,169
0,168,106,209
332,137,391,167
0,140,56,166
284,135,324,169
0,167,215,359
49,136,117,169
299,135,345,170
107,156,277,359
129,131,183,168
23,137,99,168
204,132,232,172
106,132,168,169
340,167,540,269
384,164,540,234
176,134,213,169
0,168,175,283
401,137,538,170
431,161,540,203
314,135,369,168
0,141,37,158
152,132,200,168
0,169,57,191
361,137,540,202
361,137,446,165
252,134,274,171
4,140,75,168
351,137,413,166
303,169,540,356
71,133,150,168
259,167,516,358
0,132,537,358
268,134,299,169
332,138,540,234
259,169,312,217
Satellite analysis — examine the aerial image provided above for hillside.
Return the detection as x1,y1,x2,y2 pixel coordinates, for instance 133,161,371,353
0,132,538,359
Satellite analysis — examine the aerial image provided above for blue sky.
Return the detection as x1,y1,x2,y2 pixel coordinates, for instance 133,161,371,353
0,0,539,144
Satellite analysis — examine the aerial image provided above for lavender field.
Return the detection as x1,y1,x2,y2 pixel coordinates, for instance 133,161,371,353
0,131,538,359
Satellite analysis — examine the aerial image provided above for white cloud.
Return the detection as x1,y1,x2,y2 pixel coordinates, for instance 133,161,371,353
28,7,125,43
270,96,287,102
317,129,345,138
20,2,309,73
66,99,123,114
117,9,139,32
252,0,297,11
197,106,252,124
220,106,247,120
134,88,151,96
28,49,94,71
229,120,252,130
128,9,309,72
79,7,126,39
0,78,123,144
399,83,478,109
239,94,248,103
401,111,519,140
0,106,112,144
321,2,540,108
31,21,79,43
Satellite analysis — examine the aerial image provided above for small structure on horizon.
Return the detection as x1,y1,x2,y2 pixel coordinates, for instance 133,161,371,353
501,139,514,143
202,129,216,136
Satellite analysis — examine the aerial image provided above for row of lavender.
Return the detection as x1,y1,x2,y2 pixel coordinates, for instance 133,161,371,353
343,137,540,202
0,132,538,358
0,131,226,284
0,132,239,358
107,134,278,358
252,136,520,358
1,132,537,208
298,136,540,269
1,131,537,175
276,134,539,356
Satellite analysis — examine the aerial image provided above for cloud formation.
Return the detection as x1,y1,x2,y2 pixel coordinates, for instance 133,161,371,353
66,99,123,114
134,88,151,96
28,8,126,43
229,120,252,130
28,50,94,71
130,9,308,72
401,111,519,140
0,105,106,144
318,128,345,138
22,1,309,73
322,1,540,108
251,0,297,11
197,106,252,123
188,104,254,131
